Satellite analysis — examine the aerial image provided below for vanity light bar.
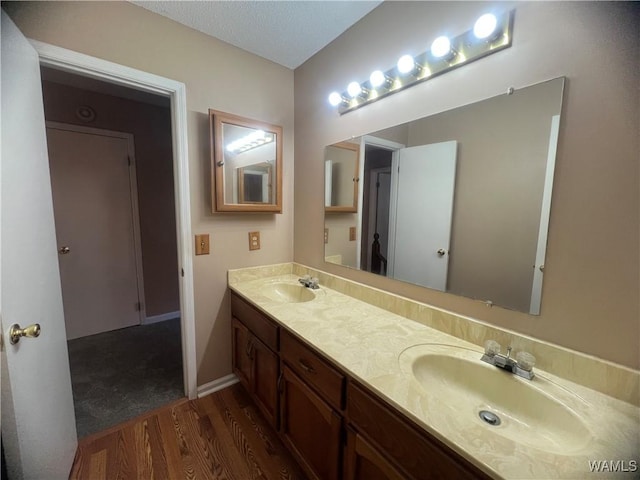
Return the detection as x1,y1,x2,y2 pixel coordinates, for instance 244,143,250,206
328,10,514,115
226,130,274,154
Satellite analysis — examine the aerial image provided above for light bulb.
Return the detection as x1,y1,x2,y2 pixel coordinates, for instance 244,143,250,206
347,81,362,98
431,36,452,58
397,55,415,75
369,70,386,88
328,91,343,106
474,13,498,40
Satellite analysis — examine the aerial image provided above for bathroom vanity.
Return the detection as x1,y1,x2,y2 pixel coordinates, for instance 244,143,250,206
228,263,639,479
231,291,485,479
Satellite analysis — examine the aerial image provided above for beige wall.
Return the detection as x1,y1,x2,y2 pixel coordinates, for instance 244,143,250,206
295,2,639,369
324,215,358,267
4,1,295,385
41,80,180,317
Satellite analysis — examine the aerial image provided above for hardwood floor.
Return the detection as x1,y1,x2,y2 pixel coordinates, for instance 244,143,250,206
70,383,308,479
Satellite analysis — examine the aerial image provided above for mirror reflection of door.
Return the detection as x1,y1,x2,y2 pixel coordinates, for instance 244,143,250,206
391,141,458,291
237,163,272,204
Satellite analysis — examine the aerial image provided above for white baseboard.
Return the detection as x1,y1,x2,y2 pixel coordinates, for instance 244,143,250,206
197,374,239,398
144,310,180,325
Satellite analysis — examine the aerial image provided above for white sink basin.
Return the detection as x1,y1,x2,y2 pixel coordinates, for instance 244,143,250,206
399,344,593,454
261,282,316,303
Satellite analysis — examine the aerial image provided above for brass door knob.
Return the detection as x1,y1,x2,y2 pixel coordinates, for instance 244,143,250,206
59,246,70,255
437,249,447,257
9,323,41,345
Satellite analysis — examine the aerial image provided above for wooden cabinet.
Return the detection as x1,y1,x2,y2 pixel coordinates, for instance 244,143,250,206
346,381,490,480
344,427,407,480
280,330,345,480
231,318,252,388
279,365,342,480
231,293,280,428
281,329,344,410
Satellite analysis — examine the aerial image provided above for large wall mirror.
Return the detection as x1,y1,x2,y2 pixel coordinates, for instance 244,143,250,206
324,77,565,314
210,110,283,213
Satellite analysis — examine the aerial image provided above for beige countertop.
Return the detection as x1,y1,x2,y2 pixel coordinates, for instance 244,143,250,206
228,266,639,479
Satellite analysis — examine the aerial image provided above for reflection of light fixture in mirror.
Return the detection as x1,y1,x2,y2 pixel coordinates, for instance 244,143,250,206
226,129,274,154
328,9,514,114
474,13,498,40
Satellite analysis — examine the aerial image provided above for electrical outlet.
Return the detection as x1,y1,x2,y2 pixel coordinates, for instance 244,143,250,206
349,227,356,241
324,228,329,244
195,234,210,255
249,231,261,250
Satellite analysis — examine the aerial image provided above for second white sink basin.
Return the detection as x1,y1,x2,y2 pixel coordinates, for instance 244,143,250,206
261,282,316,303
399,344,593,455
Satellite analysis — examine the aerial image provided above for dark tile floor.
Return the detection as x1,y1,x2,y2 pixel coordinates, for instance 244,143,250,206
67,318,184,438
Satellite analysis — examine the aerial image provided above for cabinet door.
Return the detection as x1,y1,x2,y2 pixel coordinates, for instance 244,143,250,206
344,427,407,480
251,335,279,428
280,366,342,480
231,318,252,390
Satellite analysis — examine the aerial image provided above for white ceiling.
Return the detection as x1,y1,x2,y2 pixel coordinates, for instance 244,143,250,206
131,1,383,69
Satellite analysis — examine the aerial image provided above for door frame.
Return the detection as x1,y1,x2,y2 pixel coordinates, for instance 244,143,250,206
32,39,198,399
46,122,147,329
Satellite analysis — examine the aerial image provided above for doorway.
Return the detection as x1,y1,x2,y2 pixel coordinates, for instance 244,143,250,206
360,145,393,274
40,65,188,437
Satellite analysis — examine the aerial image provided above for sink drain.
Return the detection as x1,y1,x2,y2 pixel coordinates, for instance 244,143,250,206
479,410,501,426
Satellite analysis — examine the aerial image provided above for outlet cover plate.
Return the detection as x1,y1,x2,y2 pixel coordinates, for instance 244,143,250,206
249,231,261,250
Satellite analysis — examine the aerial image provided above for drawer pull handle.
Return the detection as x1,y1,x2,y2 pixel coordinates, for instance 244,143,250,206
298,359,315,374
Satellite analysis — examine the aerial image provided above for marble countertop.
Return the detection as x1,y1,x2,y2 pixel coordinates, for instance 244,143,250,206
229,269,639,479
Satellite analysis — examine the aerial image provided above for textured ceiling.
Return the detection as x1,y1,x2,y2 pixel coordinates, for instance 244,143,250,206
131,1,382,69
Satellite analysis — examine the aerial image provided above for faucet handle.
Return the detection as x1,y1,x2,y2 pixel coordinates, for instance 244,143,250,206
516,351,536,372
484,340,501,357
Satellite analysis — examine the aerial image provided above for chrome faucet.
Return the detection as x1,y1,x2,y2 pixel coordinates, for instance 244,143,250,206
298,275,319,289
481,340,536,380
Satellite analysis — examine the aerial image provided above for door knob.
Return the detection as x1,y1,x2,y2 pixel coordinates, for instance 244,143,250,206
59,246,70,255
9,323,41,345
437,249,447,257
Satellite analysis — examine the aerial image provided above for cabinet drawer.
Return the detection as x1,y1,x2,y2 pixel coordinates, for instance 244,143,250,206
347,381,490,480
231,292,278,351
281,330,344,410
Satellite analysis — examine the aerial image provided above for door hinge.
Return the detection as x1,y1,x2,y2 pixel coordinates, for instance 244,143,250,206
181,268,185,277
128,156,132,166
135,302,142,311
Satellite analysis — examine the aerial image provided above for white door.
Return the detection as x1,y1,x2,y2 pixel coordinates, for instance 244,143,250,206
47,125,143,339
1,11,77,479
391,141,458,291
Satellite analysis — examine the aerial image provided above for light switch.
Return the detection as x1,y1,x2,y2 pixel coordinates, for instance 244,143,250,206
349,227,356,241
195,234,210,255
324,228,329,244
249,231,261,251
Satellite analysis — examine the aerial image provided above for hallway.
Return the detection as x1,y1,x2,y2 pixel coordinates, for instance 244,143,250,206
67,319,184,438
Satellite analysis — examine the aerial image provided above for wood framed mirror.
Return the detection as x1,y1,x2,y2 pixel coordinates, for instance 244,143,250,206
210,110,283,213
